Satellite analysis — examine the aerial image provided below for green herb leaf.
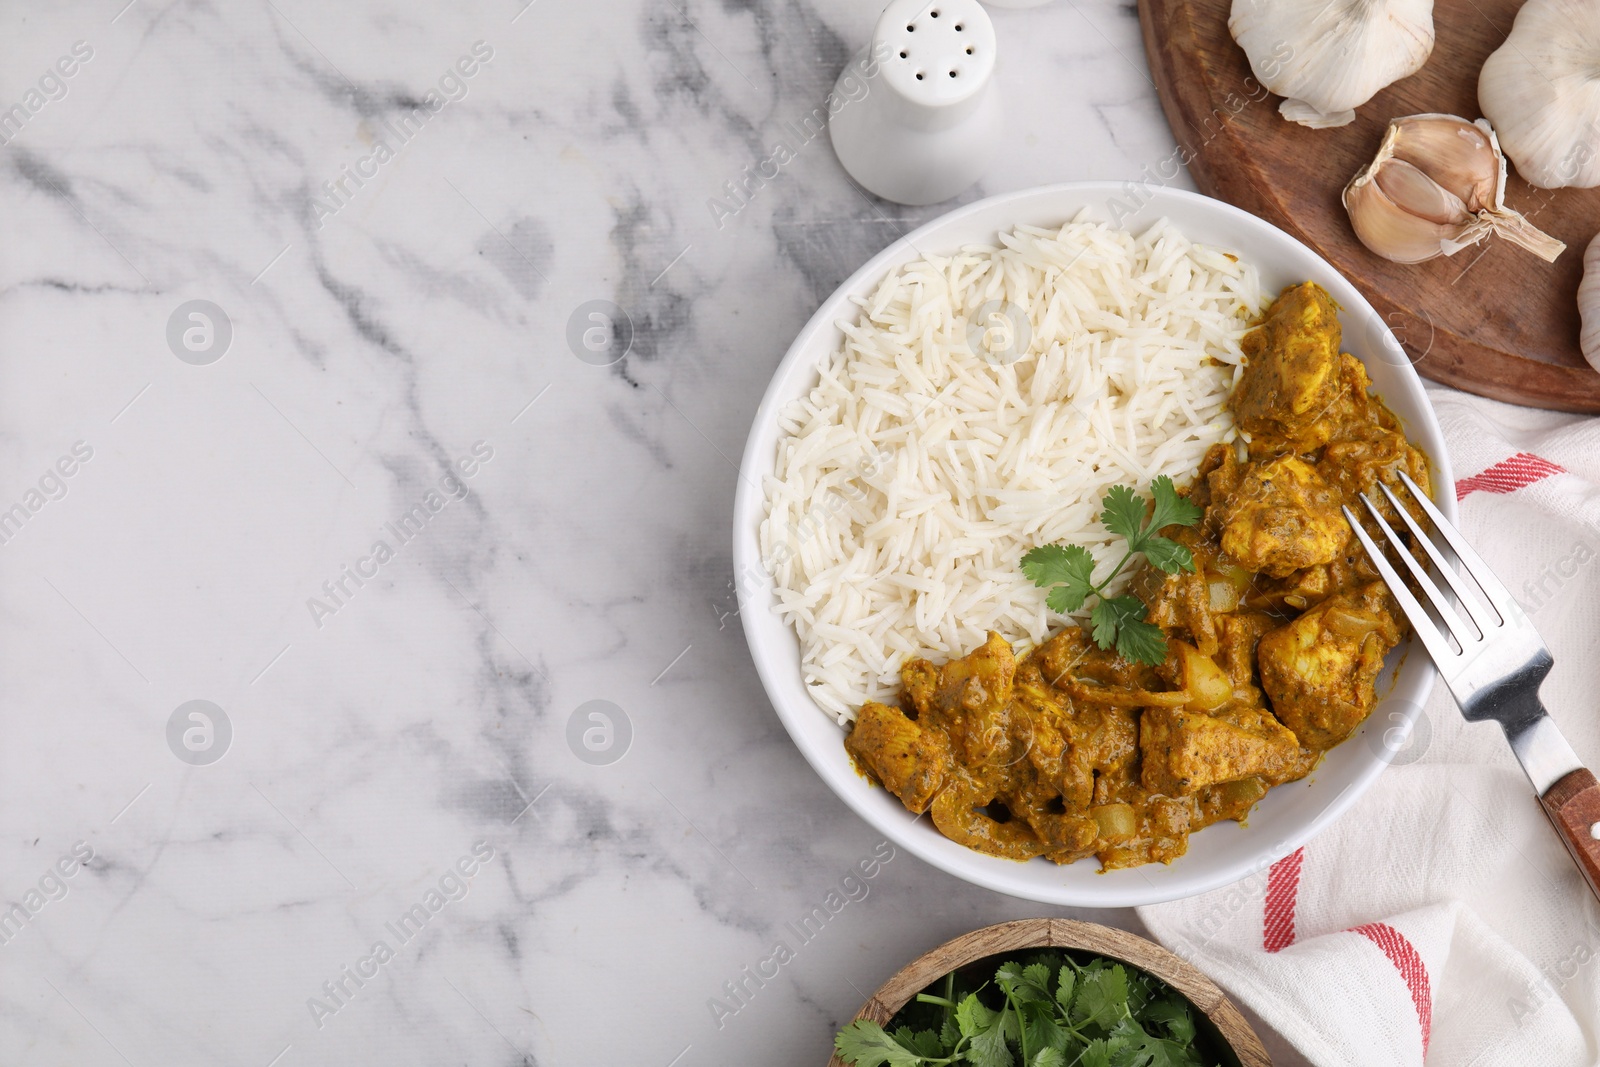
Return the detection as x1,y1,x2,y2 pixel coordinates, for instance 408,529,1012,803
1143,999,1196,1045
940,1013,961,1050
1115,615,1169,667
996,962,1051,1004
1044,584,1082,616
957,994,997,1040
1055,966,1076,1013
1146,475,1203,535
1087,597,1129,651
1071,965,1130,1031
1021,1003,1070,1056
1023,478,1204,666
1139,536,1195,576
968,1019,1015,1067
1099,484,1146,543
1076,1038,1116,1067
834,1020,928,1067
892,1027,947,1059
836,953,1209,1067
1023,544,1096,613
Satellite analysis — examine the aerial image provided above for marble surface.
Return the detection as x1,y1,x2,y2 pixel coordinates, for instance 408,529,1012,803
0,2,1311,1064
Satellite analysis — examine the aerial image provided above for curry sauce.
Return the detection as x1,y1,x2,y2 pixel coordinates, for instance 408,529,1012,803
843,282,1430,870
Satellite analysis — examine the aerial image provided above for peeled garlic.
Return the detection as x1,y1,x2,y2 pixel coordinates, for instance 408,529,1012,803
1582,234,1600,372
1479,0,1600,189
1343,114,1566,264
1229,0,1435,129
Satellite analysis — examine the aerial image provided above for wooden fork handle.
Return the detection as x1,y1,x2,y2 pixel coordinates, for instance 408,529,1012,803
1541,768,1600,904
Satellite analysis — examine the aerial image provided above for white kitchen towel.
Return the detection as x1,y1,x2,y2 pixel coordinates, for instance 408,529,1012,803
1139,384,1600,1067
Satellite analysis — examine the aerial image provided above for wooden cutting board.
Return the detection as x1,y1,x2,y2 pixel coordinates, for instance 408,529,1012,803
1138,0,1600,412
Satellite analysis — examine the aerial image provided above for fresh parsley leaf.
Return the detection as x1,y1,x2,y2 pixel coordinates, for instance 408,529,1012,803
1071,965,1130,1031
892,1027,946,1059
1021,1002,1070,1056
1146,475,1203,535
840,954,1210,1067
1099,484,1147,543
968,1019,1015,1067
1045,584,1083,616
1023,544,1096,613
996,962,1051,1004
1142,999,1195,1045
1139,536,1195,576
1055,967,1076,1013
1088,596,1167,666
834,1020,927,1067
1115,615,1169,667
1088,597,1132,651
1076,1038,1116,1067
957,994,997,1040
940,1012,961,1050
1022,478,1204,665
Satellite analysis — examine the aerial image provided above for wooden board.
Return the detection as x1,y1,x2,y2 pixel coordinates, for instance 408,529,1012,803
1138,0,1600,412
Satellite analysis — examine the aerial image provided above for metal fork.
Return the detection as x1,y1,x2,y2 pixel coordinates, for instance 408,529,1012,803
1345,469,1600,902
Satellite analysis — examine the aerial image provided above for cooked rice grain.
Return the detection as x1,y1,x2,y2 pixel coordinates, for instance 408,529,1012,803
761,215,1262,723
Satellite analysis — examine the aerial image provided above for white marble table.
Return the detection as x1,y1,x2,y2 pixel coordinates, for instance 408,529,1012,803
0,1,1308,1064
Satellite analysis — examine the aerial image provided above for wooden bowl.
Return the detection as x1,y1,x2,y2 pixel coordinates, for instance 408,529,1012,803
826,919,1270,1067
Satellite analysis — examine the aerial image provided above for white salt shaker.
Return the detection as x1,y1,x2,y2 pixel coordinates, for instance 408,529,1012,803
828,0,1002,206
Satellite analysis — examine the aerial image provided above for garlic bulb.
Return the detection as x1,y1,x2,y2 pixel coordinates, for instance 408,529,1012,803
1229,0,1435,129
1479,0,1600,189
1582,233,1600,372
1343,114,1566,263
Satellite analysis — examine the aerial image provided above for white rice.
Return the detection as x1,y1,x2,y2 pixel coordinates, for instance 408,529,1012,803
760,213,1263,724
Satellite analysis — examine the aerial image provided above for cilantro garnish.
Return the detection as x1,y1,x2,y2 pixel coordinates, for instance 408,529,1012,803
834,952,1214,1067
1019,476,1202,666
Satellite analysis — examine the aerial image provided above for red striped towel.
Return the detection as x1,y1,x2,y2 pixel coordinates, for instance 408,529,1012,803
1139,385,1600,1066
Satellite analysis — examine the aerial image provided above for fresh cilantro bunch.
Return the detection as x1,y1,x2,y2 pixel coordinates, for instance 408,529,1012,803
834,951,1214,1067
1019,476,1203,666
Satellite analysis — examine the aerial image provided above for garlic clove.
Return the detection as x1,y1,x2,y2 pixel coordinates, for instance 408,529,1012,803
1230,0,1435,129
1344,113,1567,264
1479,0,1600,189
1385,114,1506,213
1581,233,1600,372
1343,165,1492,263
1372,158,1476,226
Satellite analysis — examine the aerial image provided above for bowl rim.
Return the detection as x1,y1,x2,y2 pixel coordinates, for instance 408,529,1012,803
823,918,1271,1067
733,181,1456,907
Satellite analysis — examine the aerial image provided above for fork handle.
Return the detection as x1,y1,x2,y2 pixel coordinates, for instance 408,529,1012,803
1540,768,1600,903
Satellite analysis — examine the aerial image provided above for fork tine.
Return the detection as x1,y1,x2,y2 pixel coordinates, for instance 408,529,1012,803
1342,505,1460,668
1395,469,1518,626
1357,493,1478,651
1374,480,1494,638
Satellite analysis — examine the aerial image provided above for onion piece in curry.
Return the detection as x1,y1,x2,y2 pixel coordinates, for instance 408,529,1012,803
843,282,1430,871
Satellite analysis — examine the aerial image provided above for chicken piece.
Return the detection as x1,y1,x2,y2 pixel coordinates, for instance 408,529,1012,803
1258,584,1403,749
1140,556,1220,656
844,701,952,814
1139,704,1303,796
900,658,940,719
1214,612,1277,696
930,782,1048,862
1218,455,1347,579
1231,282,1345,449
925,631,1016,766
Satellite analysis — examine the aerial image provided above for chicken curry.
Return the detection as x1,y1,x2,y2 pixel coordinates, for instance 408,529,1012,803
844,282,1430,870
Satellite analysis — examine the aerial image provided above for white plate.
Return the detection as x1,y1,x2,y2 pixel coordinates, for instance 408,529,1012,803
732,183,1455,907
